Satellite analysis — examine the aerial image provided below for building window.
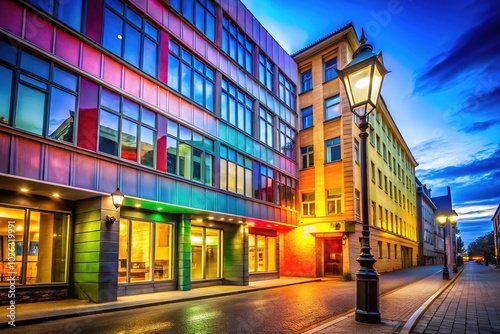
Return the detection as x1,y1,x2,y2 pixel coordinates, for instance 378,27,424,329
324,57,338,81
99,88,156,167
170,0,216,42
371,162,375,182
253,163,275,203
26,0,85,31
102,0,159,77
221,79,253,135
327,189,342,214
394,244,398,259
0,206,70,286
166,120,214,185
168,41,215,112
354,140,360,164
259,53,274,91
0,45,78,143
249,234,277,272
301,146,314,169
387,243,391,259
378,241,383,258
326,137,341,162
279,121,295,159
276,172,296,210
377,169,382,188
301,69,312,92
259,108,274,147
220,145,252,197
355,190,361,216
191,226,221,279
118,219,172,283
325,95,340,120
279,72,295,109
301,106,313,129
371,201,376,226
222,16,253,73
302,193,315,216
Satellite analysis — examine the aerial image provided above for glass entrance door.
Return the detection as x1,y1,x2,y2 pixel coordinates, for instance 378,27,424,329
324,238,342,276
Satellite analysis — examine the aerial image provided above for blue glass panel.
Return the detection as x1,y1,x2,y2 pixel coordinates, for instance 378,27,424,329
101,89,120,111
193,72,204,106
179,126,191,142
26,0,54,14
145,22,158,41
204,138,213,152
143,37,158,77
124,24,141,67
0,39,17,64
182,0,193,22
181,49,192,63
126,7,142,28
170,0,180,12
0,66,13,124
20,51,49,79
53,67,78,91
122,98,139,119
180,63,192,97
20,74,47,90
220,145,227,159
192,132,203,147
99,109,119,156
142,108,156,127
205,81,214,112
15,84,46,135
206,14,215,42
58,0,83,31
106,0,124,14
103,8,123,56
48,87,76,143
167,121,178,137
194,2,205,33
167,55,179,91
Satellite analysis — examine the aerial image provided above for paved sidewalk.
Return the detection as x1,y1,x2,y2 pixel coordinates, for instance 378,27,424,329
409,263,500,334
304,266,461,334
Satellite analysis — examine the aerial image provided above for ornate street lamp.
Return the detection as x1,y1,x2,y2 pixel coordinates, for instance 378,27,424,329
336,29,389,324
107,188,125,224
437,211,458,279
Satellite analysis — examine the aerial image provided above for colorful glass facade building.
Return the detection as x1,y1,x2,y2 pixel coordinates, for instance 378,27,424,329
0,0,298,303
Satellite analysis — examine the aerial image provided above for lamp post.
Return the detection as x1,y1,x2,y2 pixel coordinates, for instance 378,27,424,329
336,29,388,324
437,211,458,280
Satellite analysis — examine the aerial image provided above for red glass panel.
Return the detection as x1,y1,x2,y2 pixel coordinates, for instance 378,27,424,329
77,78,98,151
73,154,97,190
25,11,54,52
159,87,167,111
14,137,41,179
147,0,163,24
82,44,102,77
55,30,80,66
0,132,11,173
46,146,70,185
85,0,103,43
0,0,23,36
103,55,122,88
167,11,181,37
142,78,157,106
156,115,167,172
159,31,169,84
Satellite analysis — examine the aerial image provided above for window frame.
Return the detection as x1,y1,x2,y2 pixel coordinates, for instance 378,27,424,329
324,57,338,82
301,69,312,93
325,137,341,163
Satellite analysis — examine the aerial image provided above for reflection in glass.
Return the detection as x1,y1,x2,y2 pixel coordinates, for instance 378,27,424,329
205,229,219,279
49,88,75,143
15,84,45,135
154,223,171,280
121,119,137,161
130,220,151,282
20,51,49,79
58,0,83,31
178,143,192,178
103,8,123,56
191,227,203,280
118,219,128,283
99,109,119,156
167,137,177,174
140,126,155,167
53,67,78,91
124,25,141,68
143,37,158,77
0,65,13,124
0,207,25,286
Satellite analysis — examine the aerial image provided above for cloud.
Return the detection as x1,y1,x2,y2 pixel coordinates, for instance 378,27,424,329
459,119,500,133
413,4,500,94
455,85,500,118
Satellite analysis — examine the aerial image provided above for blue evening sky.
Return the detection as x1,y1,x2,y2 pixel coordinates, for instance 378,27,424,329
241,0,500,248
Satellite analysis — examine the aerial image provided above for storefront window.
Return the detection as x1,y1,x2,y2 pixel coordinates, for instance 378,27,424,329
248,234,277,273
0,206,70,285
118,219,172,283
191,226,221,280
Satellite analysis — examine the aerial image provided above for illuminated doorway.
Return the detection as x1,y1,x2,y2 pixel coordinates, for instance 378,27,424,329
324,238,342,276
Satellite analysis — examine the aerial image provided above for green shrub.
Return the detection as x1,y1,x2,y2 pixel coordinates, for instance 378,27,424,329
342,271,352,281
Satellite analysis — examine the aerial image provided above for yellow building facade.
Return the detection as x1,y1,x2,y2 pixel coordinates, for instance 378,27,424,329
281,24,418,278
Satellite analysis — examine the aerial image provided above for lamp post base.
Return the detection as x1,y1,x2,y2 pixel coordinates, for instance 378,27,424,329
442,266,450,280
355,268,381,323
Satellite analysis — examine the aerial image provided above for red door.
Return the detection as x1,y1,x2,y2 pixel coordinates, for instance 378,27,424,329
324,238,342,276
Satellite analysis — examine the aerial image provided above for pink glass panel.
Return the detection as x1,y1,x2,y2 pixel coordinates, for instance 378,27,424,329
168,12,181,38
73,154,97,190
0,0,23,36
25,11,54,52
142,78,158,106
103,55,122,88
82,44,102,77
124,68,141,97
158,87,168,112
147,0,163,24
77,78,98,151
182,24,194,48
193,106,203,130
130,0,146,11
55,30,80,66
206,43,217,67
46,146,70,185
159,30,169,84
162,7,169,26
180,100,193,123
167,92,180,117
237,2,245,25
195,34,206,58
14,137,41,179
121,166,138,197
0,132,10,173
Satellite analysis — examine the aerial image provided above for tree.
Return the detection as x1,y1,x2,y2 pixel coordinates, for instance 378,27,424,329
455,227,466,254
467,231,494,263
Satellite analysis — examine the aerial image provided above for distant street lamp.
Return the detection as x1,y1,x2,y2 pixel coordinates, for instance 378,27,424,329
336,29,389,324
437,211,458,280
